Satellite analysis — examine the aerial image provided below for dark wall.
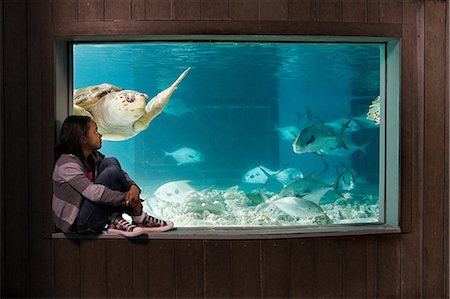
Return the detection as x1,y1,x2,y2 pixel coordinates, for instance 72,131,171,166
1,0,449,298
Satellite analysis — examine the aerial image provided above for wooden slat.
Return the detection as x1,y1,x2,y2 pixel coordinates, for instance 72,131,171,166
3,1,29,296
231,241,261,298
200,0,229,20
260,0,288,21
377,236,401,297
27,1,53,297
229,0,259,21
172,0,201,20
315,0,342,23
147,240,175,298
203,240,231,298
52,0,77,21
78,0,105,21
105,0,132,21
261,240,290,298
342,0,366,23
314,238,342,298
80,240,107,298
423,1,447,298
131,0,146,20
341,237,366,297
106,240,133,298
174,240,203,298
0,0,4,291
379,0,402,24
367,0,379,23
399,2,424,297
132,240,149,298
54,240,81,298
288,0,315,21
290,239,315,298
365,237,378,298
145,0,171,20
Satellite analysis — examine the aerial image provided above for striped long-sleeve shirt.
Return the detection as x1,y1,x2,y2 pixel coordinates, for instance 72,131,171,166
52,151,136,232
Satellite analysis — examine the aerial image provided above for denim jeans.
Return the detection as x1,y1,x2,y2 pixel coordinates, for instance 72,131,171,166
74,157,131,234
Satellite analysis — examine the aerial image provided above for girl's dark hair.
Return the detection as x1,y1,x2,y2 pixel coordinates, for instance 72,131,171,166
54,115,91,162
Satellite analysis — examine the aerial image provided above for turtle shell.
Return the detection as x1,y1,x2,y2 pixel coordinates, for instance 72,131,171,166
73,83,123,108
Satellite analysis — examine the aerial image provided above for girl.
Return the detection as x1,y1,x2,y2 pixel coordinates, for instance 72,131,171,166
52,115,173,237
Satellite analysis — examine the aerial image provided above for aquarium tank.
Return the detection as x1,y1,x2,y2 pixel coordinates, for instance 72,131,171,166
71,37,396,229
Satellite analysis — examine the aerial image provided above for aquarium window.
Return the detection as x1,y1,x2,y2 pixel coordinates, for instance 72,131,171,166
57,35,400,235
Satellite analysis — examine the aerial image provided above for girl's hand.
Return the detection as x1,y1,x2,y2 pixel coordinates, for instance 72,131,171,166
125,184,141,205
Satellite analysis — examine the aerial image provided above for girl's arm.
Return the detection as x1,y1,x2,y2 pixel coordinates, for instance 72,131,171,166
54,160,126,206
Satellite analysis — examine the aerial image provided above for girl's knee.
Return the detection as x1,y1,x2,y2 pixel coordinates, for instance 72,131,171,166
101,157,121,168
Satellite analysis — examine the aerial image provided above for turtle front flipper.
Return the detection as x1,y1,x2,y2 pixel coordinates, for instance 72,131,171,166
134,67,191,133
73,104,94,118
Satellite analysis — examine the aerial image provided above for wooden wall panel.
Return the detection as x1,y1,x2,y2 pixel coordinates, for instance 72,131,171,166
131,0,146,20
367,0,380,23
80,241,107,298
316,0,342,22
174,240,204,298
341,237,366,298
423,1,447,298
78,0,105,21
288,0,316,21
145,0,171,20
106,240,134,298
200,0,229,20
379,0,403,24
231,241,261,298
314,239,343,298
290,239,315,298
260,0,288,21
147,240,176,298
229,0,259,21
3,1,29,296
376,237,402,297
0,0,3,293
172,0,201,20
52,0,77,21
261,240,290,298
342,0,366,23
54,240,81,298
105,0,132,21
132,241,149,298
203,240,232,298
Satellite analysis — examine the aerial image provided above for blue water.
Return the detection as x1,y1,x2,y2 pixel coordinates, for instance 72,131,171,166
73,42,382,226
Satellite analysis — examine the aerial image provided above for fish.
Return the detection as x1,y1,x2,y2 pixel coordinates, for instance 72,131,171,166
154,180,196,203
274,126,300,141
274,168,304,186
323,118,360,133
279,176,334,199
336,168,356,192
242,166,277,184
319,139,369,157
165,147,204,165
292,121,350,155
163,100,193,117
272,196,325,218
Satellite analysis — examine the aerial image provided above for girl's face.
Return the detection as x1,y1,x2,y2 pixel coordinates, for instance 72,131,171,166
83,120,102,152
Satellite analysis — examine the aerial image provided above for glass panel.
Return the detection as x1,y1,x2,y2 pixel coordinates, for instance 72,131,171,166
73,41,384,227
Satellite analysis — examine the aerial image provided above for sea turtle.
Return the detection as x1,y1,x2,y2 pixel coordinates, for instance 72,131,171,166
73,67,191,140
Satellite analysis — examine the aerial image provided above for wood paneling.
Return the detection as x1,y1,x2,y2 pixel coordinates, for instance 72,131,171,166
200,0,229,20
260,0,288,21
204,240,232,298
105,0,132,21
423,1,447,298
78,0,105,21
231,241,261,297
3,1,29,296
288,0,316,21
2,0,450,298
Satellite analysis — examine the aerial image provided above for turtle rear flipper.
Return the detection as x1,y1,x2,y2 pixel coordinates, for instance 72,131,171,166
73,104,94,118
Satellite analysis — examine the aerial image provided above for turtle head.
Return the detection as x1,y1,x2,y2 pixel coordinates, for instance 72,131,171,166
104,90,148,124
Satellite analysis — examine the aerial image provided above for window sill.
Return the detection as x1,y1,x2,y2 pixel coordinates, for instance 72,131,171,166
50,224,401,240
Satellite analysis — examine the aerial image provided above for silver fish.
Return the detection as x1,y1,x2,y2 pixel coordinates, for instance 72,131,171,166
165,147,204,166
279,176,333,198
154,180,195,203
292,121,350,155
272,196,324,218
323,118,360,133
274,126,300,141
242,166,277,184
274,168,304,186
319,140,369,157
